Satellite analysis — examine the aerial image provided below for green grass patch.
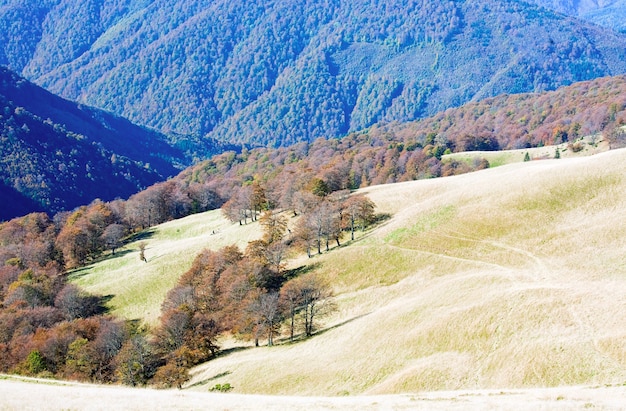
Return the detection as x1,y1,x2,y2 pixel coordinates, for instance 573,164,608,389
515,174,622,214
321,245,430,292
69,209,262,326
384,205,456,246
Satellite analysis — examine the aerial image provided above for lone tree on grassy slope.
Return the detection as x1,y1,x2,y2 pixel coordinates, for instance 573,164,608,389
138,242,147,263
102,223,125,255
343,194,376,241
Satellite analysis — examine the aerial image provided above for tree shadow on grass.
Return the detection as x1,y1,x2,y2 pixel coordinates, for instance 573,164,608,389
128,228,156,242
284,262,321,281
276,312,371,346
67,249,135,280
311,312,371,338
215,345,252,358
67,266,92,281
91,248,134,264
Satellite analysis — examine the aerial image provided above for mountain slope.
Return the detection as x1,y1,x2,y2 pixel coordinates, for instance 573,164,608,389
187,148,626,395
161,75,626,204
0,67,192,220
530,0,620,15
70,148,626,394
581,0,626,32
530,0,626,32
2,0,626,147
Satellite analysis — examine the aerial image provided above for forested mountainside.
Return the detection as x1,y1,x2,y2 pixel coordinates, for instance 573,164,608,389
530,0,626,31
2,0,626,148
580,1,626,32
531,0,618,15
0,74,625,390
165,75,626,217
0,67,228,221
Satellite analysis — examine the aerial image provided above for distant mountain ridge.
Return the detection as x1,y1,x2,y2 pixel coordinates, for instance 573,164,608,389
530,0,626,31
531,0,620,15
2,0,626,148
0,66,226,220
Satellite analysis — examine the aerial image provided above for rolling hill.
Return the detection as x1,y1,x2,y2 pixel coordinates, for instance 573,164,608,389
70,147,626,396
2,0,626,147
186,147,626,394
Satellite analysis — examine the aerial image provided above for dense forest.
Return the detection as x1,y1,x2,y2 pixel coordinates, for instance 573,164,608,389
0,67,232,220
2,0,626,148
581,1,626,33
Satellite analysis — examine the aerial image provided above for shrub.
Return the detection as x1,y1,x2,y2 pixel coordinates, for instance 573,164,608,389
568,140,585,152
210,383,233,392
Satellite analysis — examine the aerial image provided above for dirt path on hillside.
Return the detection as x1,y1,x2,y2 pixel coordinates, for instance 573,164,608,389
386,228,548,283
439,231,549,280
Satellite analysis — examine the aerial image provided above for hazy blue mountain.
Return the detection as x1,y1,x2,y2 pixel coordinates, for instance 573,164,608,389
530,0,619,15
2,0,626,149
530,0,626,31
581,1,626,32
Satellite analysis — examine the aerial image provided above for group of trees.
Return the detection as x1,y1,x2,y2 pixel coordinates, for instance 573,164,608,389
0,162,376,387
222,178,376,255
149,198,350,387
0,212,131,382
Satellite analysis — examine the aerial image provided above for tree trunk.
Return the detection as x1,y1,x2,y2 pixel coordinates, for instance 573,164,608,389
268,325,273,347
350,218,355,241
308,305,315,337
304,305,310,337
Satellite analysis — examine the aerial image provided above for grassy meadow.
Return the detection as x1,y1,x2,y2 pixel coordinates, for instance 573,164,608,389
190,148,626,395
441,134,609,167
69,210,262,325
69,148,626,397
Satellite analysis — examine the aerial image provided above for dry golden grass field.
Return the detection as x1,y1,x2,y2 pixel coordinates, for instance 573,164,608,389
2,147,626,409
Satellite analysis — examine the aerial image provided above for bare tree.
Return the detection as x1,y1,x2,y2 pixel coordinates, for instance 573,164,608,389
268,241,288,275
101,223,126,255
281,274,334,338
299,274,333,337
280,280,303,342
221,186,253,225
251,292,282,346
293,218,317,258
138,242,147,263
343,194,376,241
